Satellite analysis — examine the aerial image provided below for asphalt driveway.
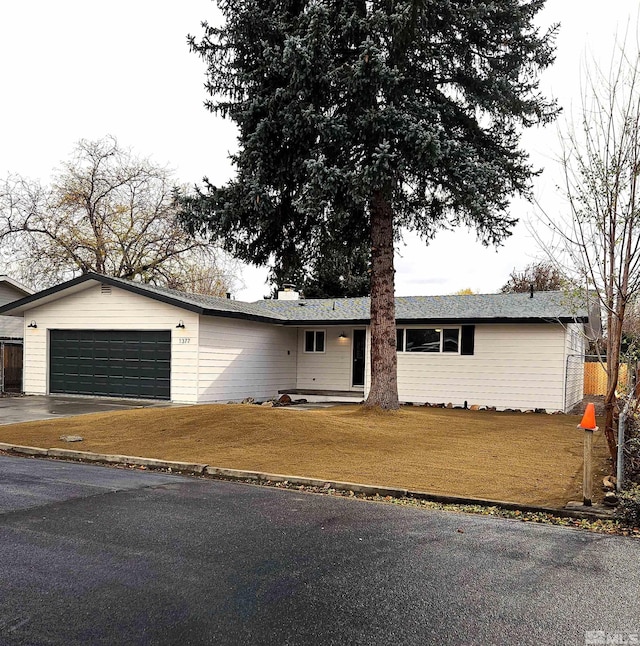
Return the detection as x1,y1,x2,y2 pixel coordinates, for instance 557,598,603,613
0,394,176,426
0,455,639,645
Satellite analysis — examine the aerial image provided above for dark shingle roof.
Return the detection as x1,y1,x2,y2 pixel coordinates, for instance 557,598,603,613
254,291,588,323
106,277,287,321
0,273,589,324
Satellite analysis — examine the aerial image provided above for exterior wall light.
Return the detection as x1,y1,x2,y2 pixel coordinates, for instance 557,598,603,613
176,320,185,329
339,332,347,339
27,320,37,328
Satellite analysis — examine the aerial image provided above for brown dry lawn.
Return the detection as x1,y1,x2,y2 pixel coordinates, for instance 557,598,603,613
0,405,610,508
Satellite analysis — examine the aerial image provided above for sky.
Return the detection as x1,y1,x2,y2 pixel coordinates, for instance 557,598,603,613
0,0,638,300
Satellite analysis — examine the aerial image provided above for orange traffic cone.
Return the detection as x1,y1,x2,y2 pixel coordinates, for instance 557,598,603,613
578,403,597,431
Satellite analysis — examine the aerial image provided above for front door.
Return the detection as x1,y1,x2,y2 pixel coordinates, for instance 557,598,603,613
352,329,366,388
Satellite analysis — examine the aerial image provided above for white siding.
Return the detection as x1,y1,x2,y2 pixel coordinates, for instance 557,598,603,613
197,317,297,402
21,284,199,402
0,282,27,339
295,327,359,391
0,315,23,340
379,323,568,411
0,282,26,306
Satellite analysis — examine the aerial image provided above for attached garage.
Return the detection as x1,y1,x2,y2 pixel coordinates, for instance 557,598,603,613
49,330,171,400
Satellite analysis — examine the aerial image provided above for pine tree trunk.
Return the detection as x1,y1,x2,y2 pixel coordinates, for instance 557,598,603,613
364,189,399,410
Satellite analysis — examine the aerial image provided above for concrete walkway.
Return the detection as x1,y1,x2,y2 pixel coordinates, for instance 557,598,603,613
0,395,177,425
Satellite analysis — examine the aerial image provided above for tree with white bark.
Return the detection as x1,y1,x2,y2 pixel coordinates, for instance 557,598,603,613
535,33,640,463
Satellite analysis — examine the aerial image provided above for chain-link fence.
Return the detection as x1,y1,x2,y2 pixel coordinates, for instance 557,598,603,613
617,365,638,491
565,354,585,413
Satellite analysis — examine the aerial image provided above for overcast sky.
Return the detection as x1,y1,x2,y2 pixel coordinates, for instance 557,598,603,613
0,1,637,300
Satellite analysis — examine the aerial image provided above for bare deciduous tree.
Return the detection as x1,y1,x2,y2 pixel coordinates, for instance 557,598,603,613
500,261,564,293
0,136,238,294
536,33,640,463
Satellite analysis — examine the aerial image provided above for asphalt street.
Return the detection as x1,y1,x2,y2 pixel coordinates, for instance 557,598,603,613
0,455,638,646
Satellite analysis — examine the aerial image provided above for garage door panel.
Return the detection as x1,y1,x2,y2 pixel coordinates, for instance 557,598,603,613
49,330,171,400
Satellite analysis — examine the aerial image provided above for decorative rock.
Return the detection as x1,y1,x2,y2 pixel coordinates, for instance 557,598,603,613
603,491,619,507
486,406,497,412
241,397,255,404
278,394,292,405
603,475,617,491
293,398,308,404
534,408,547,414
469,404,480,411
59,435,83,443
446,403,453,409
261,401,275,407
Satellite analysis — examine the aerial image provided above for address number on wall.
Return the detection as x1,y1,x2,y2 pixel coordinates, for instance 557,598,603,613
178,337,191,344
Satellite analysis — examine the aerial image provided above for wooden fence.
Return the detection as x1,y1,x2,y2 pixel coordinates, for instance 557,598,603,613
583,362,628,396
2,343,23,393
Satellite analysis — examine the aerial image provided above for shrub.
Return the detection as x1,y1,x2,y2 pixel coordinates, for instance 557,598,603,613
616,484,640,527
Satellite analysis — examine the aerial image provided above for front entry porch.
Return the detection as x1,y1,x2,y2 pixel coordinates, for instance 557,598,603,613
278,388,364,403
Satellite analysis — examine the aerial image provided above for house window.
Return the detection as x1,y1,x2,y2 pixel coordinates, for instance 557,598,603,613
396,327,463,354
442,328,460,353
304,330,325,353
406,328,440,352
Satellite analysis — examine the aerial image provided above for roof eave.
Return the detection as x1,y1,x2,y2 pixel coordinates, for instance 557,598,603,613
0,273,288,323
0,275,33,296
200,308,287,324
0,274,94,315
0,273,210,317
279,316,589,326
396,316,589,325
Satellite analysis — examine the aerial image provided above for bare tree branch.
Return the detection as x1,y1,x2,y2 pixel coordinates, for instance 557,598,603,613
532,27,640,464
0,137,240,295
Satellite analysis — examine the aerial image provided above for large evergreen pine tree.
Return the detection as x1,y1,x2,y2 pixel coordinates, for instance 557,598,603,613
272,235,370,298
182,0,558,409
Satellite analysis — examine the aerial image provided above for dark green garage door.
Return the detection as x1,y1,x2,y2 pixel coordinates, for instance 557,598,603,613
50,330,171,400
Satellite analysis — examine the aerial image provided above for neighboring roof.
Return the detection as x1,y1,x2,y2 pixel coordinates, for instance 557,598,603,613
0,272,589,325
0,275,33,297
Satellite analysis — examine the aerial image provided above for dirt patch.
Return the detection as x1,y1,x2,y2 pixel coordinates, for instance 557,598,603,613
0,405,611,508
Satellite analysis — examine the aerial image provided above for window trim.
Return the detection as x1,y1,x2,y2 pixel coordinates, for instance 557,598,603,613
304,329,326,353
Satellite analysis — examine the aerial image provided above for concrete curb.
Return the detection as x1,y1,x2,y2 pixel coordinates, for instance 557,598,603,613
204,467,613,519
0,443,612,520
0,443,49,456
1,444,207,475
